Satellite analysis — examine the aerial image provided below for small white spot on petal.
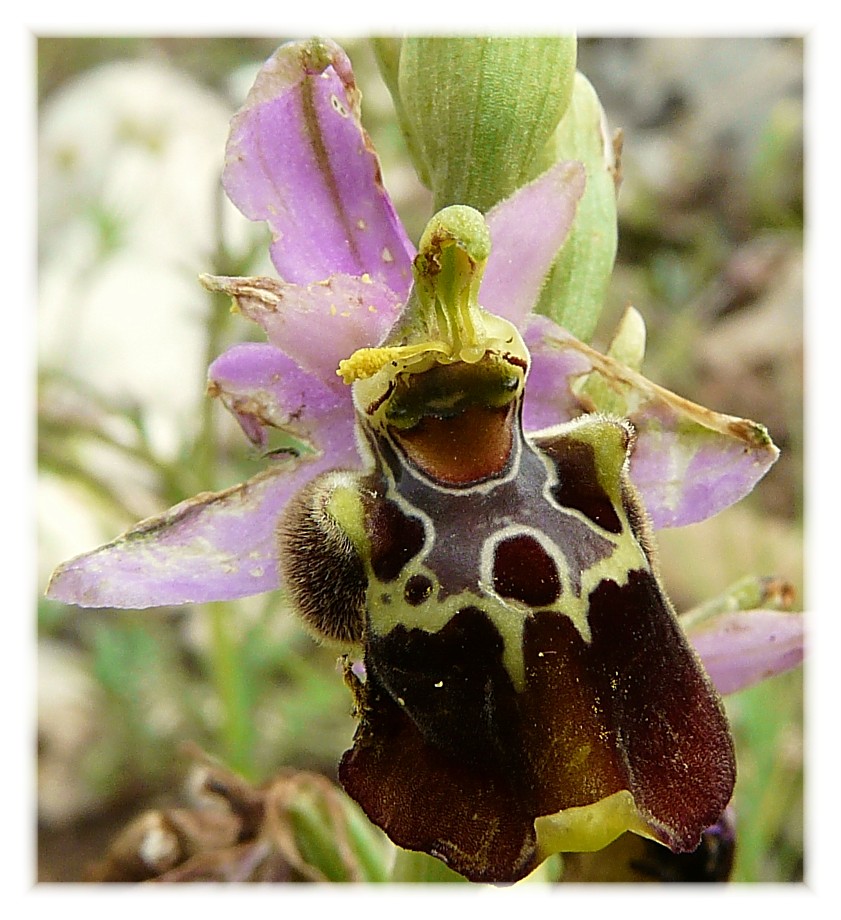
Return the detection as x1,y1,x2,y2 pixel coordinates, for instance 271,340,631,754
357,218,367,230
330,94,349,118
381,246,394,263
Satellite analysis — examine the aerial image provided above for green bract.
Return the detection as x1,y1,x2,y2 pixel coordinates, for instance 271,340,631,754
533,72,620,341
379,37,577,214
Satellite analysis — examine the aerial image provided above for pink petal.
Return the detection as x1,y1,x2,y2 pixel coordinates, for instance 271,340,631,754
689,610,805,695
223,39,413,293
202,273,403,386
45,461,334,609
523,318,779,528
522,314,593,431
208,341,357,467
481,160,585,326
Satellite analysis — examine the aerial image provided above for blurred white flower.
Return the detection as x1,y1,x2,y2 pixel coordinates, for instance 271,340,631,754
38,59,263,458
37,640,107,826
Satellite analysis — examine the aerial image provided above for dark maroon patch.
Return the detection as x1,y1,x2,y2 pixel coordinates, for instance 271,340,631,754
365,497,426,583
404,573,434,606
521,569,735,851
584,571,735,849
340,607,537,883
503,352,528,371
339,570,735,882
535,436,623,534
492,533,561,607
365,607,524,770
338,680,537,884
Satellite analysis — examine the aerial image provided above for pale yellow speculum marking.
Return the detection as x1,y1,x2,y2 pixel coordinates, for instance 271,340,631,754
365,500,649,694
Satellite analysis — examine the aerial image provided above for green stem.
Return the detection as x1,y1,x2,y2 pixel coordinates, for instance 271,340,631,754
206,601,255,778
197,185,255,777
344,808,391,882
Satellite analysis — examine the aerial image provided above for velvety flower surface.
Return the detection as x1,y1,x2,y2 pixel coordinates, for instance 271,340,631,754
46,39,799,884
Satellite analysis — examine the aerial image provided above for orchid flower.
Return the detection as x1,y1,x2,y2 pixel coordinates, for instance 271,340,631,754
46,38,800,884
